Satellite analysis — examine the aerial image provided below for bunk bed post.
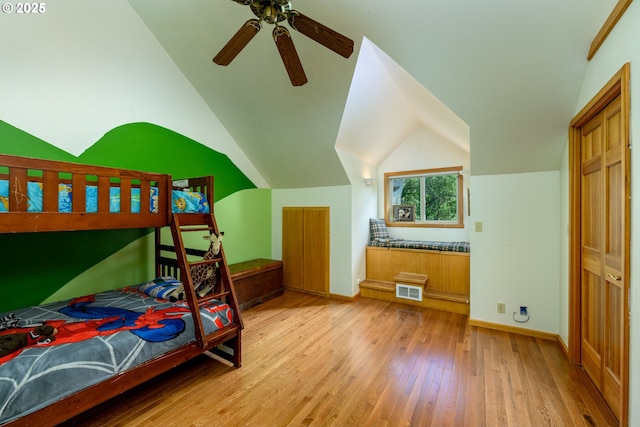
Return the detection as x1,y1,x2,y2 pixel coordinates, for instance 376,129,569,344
155,226,162,278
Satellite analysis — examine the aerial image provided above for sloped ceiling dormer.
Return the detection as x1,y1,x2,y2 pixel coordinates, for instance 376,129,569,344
335,38,469,168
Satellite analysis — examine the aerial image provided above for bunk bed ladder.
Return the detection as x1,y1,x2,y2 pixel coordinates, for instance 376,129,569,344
167,213,243,365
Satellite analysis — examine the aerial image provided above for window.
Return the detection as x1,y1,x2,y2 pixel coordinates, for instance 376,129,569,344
384,166,464,228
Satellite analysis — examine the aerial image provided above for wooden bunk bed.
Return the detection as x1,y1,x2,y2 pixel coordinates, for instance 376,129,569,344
0,154,243,426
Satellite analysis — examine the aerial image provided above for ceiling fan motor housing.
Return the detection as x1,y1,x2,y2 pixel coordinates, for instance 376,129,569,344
249,0,292,24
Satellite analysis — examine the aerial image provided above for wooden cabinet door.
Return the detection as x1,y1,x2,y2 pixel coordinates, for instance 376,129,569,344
303,207,329,295
282,207,304,290
282,207,330,295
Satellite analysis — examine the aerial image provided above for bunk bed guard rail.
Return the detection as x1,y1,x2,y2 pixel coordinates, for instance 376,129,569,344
0,154,172,232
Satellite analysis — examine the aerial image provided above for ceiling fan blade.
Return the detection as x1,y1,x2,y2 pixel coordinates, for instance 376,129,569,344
287,11,354,59
213,19,261,66
273,26,308,86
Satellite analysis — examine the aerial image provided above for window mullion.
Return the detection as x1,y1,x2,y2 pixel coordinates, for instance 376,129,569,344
420,177,425,222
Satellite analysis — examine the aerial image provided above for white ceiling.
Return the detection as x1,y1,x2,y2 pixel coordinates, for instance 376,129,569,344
128,0,616,188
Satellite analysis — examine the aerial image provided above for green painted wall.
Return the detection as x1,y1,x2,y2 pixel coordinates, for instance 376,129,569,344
0,120,271,313
43,188,273,304
207,188,272,265
77,123,255,202
0,229,150,312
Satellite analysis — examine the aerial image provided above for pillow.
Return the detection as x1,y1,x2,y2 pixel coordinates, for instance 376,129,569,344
172,190,210,213
138,276,182,300
369,218,389,240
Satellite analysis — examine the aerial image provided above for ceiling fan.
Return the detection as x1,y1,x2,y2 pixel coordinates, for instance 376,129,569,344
213,0,354,86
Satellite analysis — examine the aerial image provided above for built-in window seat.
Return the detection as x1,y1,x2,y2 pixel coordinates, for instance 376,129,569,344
361,219,470,315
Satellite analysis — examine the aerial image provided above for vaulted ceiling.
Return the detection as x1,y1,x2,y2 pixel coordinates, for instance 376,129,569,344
129,0,616,188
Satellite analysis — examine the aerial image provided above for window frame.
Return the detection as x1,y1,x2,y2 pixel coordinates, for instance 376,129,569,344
384,166,464,228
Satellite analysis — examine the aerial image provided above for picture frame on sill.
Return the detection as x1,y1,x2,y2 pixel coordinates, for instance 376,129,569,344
393,205,414,222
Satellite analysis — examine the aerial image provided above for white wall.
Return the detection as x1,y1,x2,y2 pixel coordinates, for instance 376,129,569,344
470,171,561,334
271,186,353,297
336,148,378,295
0,0,266,188
378,126,471,242
568,1,640,423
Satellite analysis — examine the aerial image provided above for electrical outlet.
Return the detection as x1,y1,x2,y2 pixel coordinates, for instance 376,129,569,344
520,306,528,316
497,302,505,314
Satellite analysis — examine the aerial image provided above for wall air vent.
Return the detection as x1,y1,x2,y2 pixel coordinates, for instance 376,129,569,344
396,284,422,302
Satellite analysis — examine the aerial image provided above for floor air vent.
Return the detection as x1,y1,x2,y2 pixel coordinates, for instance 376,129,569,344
396,284,422,302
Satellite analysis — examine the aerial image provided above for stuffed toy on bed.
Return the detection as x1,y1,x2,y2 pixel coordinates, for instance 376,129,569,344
0,324,58,357
168,231,224,301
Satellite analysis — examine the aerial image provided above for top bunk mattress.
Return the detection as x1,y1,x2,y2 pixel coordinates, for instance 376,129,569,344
0,282,234,425
0,180,210,214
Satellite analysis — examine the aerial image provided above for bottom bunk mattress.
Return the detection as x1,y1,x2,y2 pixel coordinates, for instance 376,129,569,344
0,283,234,425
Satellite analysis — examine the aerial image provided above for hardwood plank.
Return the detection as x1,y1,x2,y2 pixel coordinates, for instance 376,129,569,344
61,291,618,427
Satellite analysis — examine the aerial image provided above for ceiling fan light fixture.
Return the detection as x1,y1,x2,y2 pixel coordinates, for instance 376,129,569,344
262,5,278,24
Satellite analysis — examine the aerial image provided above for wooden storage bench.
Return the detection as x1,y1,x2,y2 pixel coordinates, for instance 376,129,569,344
229,258,284,311
362,246,470,314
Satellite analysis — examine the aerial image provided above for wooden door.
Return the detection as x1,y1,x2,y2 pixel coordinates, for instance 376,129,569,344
580,94,625,420
282,207,304,290
282,207,330,295
303,207,330,295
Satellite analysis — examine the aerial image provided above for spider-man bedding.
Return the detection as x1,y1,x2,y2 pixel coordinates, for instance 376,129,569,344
0,284,233,424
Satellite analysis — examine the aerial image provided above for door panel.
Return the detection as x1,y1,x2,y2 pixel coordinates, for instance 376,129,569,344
303,207,330,295
581,269,603,387
602,97,623,417
581,110,604,390
282,207,304,290
580,95,624,421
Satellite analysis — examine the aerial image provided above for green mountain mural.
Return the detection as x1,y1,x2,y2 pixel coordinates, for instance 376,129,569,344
0,120,257,312
77,123,255,203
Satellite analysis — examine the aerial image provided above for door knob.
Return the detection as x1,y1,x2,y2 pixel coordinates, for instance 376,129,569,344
607,272,621,281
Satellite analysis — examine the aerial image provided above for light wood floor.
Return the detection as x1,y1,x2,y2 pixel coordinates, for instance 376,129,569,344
63,291,617,427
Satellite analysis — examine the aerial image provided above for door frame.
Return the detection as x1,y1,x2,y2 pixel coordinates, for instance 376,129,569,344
568,62,630,426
